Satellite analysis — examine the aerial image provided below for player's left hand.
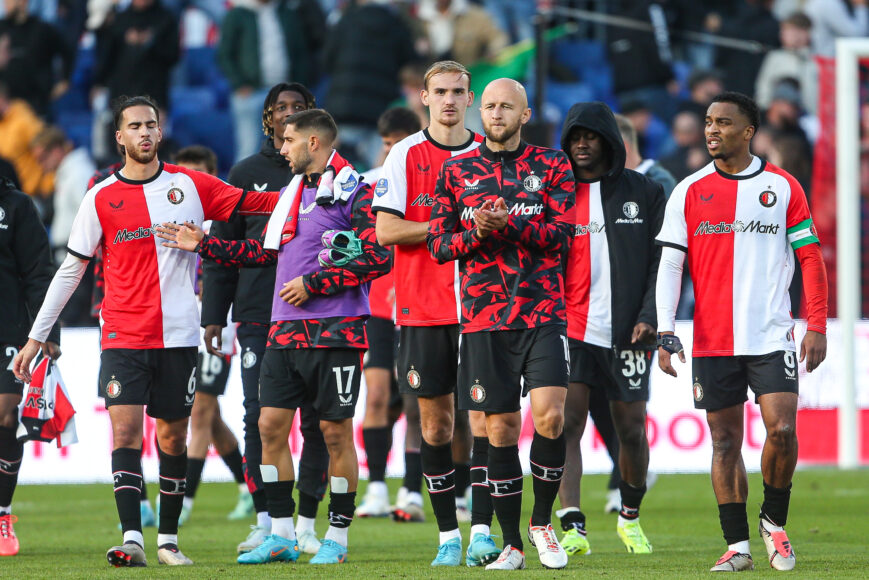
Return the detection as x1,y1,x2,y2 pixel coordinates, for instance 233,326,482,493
631,322,656,346
800,330,827,373
279,276,310,306
156,221,205,252
44,341,61,361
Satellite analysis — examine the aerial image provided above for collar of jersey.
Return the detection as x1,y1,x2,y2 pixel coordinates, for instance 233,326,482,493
713,157,766,181
115,161,165,185
479,140,527,163
423,128,478,151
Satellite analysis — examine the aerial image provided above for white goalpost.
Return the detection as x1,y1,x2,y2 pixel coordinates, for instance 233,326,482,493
834,38,869,469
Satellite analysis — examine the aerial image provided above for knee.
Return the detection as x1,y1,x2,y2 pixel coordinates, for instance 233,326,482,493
319,421,350,450
486,419,519,447
617,421,647,450
767,422,797,449
710,432,741,457
159,432,187,455
534,408,564,439
112,422,141,449
422,421,452,446
258,415,283,446
0,409,17,430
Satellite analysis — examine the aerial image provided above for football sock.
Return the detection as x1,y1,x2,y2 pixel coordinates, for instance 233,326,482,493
112,447,143,533
184,457,205,499
488,444,523,550
403,450,422,493
297,490,319,519
454,462,470,502
470,436,493,527
157,446,186,535
556,506,587,534
221,447,245,484
0,426,22,507
718,502,750,544
362,427,391,483
421,440,458,532
761,481,792,527
618,480,646,521
326,490,356,547
530,432,565,527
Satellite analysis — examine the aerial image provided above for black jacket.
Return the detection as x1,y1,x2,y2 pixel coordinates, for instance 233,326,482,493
0,178,60,346
560,102,665,348
201,140,288,327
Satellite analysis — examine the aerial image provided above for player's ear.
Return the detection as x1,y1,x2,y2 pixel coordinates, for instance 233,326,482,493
467,90,474,107
420,89,429,107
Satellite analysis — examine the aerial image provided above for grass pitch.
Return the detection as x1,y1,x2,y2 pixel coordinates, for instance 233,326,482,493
5,470,868,578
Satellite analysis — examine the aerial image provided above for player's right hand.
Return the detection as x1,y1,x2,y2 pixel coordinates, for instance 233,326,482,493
656,332,686,377
203,325,224,356
12,339,44,383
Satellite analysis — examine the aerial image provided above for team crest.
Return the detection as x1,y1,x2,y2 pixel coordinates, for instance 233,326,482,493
759,190,777,207
523,174,542,192
106,376,122,399
470,380,486,403
375,178,388,197
0,207,5,222
167,187,184,204
242,350,257,369
693,379,703,402
623,201,639,219
407,366,421,389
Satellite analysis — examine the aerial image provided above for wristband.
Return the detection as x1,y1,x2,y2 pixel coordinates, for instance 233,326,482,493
656,333,684,354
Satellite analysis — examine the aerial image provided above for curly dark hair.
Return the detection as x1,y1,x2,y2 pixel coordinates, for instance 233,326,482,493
262,82,316,138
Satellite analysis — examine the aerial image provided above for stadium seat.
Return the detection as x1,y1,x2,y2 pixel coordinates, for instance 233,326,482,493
170,86,218,119
545,81,595,119
55,111,93,150
182,46,223,87
550,40,608,78
172,110,235,176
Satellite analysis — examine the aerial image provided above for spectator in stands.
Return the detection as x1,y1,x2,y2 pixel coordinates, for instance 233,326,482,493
620,99,672,162
416,0,508,67
0,156,19,190
763,82,813,158
92,0,179,120
616,113,677,197
668,1,739,70
218,0,325,163
755,12,817,115
398,62,429,130
678,69,723,120
660,109,708,181
0,0,74,118
806,0,868,58
714,0,780,96
0,82,53,200
30,126,95,264
324,0,416,169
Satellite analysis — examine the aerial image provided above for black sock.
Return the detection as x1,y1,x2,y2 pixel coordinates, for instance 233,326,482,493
221,447,245,484
559,509,587,534
112,447,143,533
529,432,565,527
298,490,319,519
488,444,523,550
243,456,267,513
454,462,470,501
185,457,205,499
362,427,391,483
264,480,295,519
470,437,493,527
403,450,422,493
761,481,792,526
328,491,357,530
0,426,23,507
718,502,750,545
618,480,646,520
421,440,458,532
157,446,187,535
140,480,149,501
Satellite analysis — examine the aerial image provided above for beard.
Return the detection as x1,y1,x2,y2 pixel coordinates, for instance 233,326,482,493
484,121,521,144
127,141,158,164
289,149,312,175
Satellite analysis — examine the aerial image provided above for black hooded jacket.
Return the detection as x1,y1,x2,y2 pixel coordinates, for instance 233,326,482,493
560,102,665,348
0,178,60,346
201,140,289,327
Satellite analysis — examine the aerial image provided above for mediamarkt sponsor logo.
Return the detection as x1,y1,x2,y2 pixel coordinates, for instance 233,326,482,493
411,193,436,207
114,225,156,244
694,220,780,236
461,202,544,221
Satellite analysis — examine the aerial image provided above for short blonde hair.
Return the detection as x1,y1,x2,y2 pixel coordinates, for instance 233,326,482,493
423,60,471,91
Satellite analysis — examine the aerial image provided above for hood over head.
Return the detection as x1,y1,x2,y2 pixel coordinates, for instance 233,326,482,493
560,101,625,181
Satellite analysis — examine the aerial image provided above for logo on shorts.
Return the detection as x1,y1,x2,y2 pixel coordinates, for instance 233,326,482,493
106,376,122,399
759,189,777,207
407,366,421,390
693,378,703,402
167,187,184,205
242,350,257,369
523,173,542,192
470,380,486,403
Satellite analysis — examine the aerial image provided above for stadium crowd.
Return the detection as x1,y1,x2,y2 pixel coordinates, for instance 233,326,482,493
0,0,845,572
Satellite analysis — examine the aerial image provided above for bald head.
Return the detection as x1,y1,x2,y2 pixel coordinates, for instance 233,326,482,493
480,78,531,149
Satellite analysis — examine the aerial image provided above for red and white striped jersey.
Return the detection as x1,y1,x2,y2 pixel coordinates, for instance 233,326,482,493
67,162,247,349
656,157,819,356
565,181,611,346
371,129,482,326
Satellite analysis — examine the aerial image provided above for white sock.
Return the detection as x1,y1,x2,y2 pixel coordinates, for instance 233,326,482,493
471,524,490,538
123,530,144,547
182,497,194,510
761,518,784,532
555,506,580,518
407,491,423,506
729,540,751,554
139,499,150,508
296,515,316,535
272,516,295,540
156,533,178,547
0,505,10,516
367,480,388,497
439,528,461,545
256,511,271,529
617,515,638,528
238,483,248,493
325,525,349,547
456,496,467,508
